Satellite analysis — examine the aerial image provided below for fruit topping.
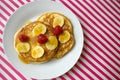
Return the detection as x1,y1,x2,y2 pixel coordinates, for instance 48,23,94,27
31,46,44,58
38,34,48,44
53,26,63,36
45,36,58,50
16,42,30,53
19,34,29,42
53,15,64,28
33,23,47,36
59,31,70,43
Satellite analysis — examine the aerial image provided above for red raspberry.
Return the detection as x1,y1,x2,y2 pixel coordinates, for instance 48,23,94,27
53,26,63,36
38,34,48,44
19,34,29,42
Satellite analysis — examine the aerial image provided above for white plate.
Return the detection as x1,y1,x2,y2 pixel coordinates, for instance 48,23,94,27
3,0,84,79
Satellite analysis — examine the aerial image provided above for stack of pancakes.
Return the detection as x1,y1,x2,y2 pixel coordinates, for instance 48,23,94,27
14,12,75,64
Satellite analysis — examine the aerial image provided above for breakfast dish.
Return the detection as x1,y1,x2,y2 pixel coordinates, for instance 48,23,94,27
14,21,58,63
37,12,75,59
14,12,75,63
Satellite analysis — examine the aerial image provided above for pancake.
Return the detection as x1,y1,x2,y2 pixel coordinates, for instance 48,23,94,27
14,21,58,63
37,12,75,59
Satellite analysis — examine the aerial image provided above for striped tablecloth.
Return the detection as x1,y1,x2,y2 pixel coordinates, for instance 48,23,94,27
0,0,119,80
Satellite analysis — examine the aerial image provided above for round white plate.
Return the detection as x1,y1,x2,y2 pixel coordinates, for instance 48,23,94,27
3,0,84,79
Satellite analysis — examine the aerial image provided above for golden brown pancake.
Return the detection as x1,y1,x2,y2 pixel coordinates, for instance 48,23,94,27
14,21,58,63
37,12,75,59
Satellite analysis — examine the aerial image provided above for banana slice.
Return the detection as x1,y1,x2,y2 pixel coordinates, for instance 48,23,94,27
31,46,44,58
45,36,58,50
59,31,70,43
33,23,46,36
16,42,30,53
53,16,64,28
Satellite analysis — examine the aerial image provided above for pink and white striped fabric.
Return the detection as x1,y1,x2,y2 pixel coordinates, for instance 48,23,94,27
0,0,120,80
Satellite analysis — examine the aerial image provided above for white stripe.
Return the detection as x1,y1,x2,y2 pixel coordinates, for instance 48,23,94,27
13,0,23,7
83,27,119,67
80,51,107,80
94,1,119,23
0,69,11,80
1,60,23,80
76,61,98,79
1,10,9,20
67,1,119,54
73,66,90,80
114,0,120,7
0,19,7,27
100,0,119,18
68,71,80,80
0,26,4,32
81,1,119,35
84,33,120,72
56,77,62,80
62,75,71,80
75,0,119,46
107,0,120,12
73,1,120,47
22,0,31,4
5,1,18,10
0,2,13,14
83,46,117,80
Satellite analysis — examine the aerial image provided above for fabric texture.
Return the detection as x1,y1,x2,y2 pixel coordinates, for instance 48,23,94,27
0,0,119,80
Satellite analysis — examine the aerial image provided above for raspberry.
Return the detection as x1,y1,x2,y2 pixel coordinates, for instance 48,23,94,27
38,34,48,44
19,34,29,42
53,26,63,36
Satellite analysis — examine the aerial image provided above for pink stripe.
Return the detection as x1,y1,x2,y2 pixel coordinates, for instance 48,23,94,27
59,76,66,80
0,6,11,16
111,0,120,9
0,64,17,80
52,0,56,2
9,0,19,8
18,0,25,5
84,24,120,67
92,0,120,26
0,38,2,43
71,0,120,50
0,21,5,27
71,69,85,80
98,0,119,21
0,56,27,80
77,0,120,52
0,0,14,12
75,64,94,80
82,0,120,36
84,35,119,79
84,42,119,79
0,30,3,34
51,78,56,80
116,0,120,3
0,73,7,80
82,48,112,79
0,47,4,53
104,1,119,15
78,56,103,80
68,0,120,61
84,27,120,72
60,1,119,78
0,13,7,21
65,72,75,80
26,0,31,2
